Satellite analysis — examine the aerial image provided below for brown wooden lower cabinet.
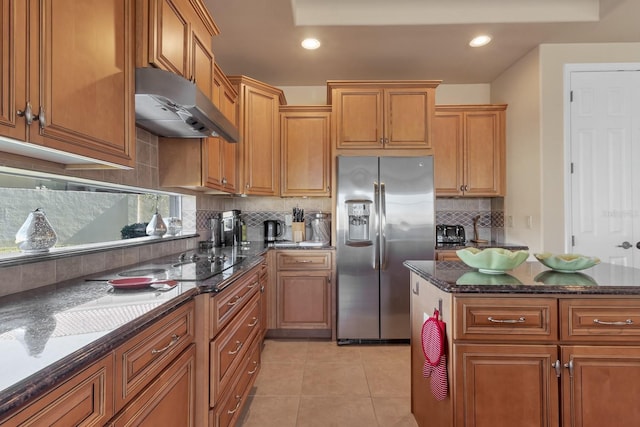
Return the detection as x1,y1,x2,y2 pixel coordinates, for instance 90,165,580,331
0,355,114,426
271,250,334,338
410,273,640,427
108,344,196,427
454,344,559,427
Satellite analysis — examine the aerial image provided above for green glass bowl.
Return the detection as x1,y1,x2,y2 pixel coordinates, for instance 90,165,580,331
456,248,529,274
533,252,600,273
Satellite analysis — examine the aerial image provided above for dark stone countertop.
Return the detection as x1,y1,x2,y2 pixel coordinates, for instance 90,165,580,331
0,242,284,419
435,241,529,251
404,260,640,295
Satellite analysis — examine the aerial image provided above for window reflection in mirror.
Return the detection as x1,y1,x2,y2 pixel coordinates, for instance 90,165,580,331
0,166,191,257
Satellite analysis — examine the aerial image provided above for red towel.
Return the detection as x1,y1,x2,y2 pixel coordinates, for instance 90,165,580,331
421,309,448,401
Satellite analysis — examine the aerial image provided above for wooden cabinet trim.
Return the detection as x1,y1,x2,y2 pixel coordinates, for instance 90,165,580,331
210,292,261,407
454,297,558,341
114,301,195,411
1,354,114,426
560,298,640,341
276,250,332,270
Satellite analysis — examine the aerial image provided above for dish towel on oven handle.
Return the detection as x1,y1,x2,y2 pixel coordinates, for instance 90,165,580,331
421,309,448,401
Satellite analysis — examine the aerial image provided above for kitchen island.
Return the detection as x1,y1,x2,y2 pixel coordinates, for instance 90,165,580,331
404,260,640,427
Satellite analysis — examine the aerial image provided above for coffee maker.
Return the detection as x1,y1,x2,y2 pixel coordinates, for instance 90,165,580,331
221,210,241,247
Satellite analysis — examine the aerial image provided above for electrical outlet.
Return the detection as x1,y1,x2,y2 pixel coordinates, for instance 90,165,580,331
284,214,293,226
526,215,533,229
507,215,513,228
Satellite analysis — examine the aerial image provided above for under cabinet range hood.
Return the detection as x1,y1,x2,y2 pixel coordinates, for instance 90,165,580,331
134,67,239,142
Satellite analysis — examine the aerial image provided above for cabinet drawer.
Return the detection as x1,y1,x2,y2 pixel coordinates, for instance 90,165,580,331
211,339,261,427
211,266,260,336
276,250,332,270
560,298,640,342
1,355,114,426
455,297,557,341
114,301,195,411
210,293,261,407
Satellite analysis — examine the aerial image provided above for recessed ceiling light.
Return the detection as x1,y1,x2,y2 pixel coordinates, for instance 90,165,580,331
301,38,321,50
469,35,492,47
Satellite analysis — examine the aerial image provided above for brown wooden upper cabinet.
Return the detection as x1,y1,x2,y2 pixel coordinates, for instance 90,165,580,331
327,80,440,150
229,76,286,196
0,0,136,168
433,105,507,197
136,0,218,101
280,106,331,197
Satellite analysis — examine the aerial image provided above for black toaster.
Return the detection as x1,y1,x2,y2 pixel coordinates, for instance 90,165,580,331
436,224,466,244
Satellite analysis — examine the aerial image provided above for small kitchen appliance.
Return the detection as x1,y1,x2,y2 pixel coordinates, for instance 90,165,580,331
210,213,223,247
436,224,466,244
221,210,241,247
264,220,284,242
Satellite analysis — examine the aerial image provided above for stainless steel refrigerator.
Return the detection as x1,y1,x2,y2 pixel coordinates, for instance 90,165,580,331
336,156,435,343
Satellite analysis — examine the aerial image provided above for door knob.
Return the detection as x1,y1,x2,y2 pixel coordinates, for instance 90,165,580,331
617,241,632,249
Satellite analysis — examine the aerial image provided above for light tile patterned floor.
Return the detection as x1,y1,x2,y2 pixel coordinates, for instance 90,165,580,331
238,339,419,427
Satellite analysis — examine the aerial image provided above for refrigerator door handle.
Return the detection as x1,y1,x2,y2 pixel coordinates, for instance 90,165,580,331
373,181,380,270
380,182,387,270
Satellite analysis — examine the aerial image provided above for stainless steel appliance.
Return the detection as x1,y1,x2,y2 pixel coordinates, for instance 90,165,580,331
264,220,284,242
210,213,223,247
436,224,466,244
336,156,435,343
221,210,241,247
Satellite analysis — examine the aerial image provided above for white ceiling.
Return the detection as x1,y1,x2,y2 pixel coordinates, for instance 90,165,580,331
204,0,640,86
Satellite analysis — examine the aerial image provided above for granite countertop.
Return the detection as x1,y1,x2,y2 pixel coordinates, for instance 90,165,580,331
0,242,284,418
404,260,640,295
435,241,529,251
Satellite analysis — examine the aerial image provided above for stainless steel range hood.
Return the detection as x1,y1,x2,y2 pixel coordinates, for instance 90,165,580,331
134,67,239,142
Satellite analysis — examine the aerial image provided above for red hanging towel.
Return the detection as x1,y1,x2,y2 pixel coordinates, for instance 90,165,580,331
421,309,448,401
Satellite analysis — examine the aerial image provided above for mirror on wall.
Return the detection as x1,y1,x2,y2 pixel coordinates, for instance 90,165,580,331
0,166,191,257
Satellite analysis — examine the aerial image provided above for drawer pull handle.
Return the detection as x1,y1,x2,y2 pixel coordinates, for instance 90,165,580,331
248,317,259,327
228,340,243,355
227,295,242,306
248,361,259,375
487,316,525,324
151,334,179,355
227,395,242,414
593,318,633,326
295,260,312,263
247,281,259,289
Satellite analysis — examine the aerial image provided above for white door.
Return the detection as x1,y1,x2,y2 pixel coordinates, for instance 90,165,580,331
570,69,640,267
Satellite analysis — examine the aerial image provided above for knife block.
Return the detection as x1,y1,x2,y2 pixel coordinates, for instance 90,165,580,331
292,222,305,242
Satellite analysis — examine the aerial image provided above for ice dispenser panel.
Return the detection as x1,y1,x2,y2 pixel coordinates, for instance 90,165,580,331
345,200,372,246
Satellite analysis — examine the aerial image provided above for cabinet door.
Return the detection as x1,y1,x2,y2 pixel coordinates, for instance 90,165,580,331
110,345,196,427
0,0,27,141
561,346,640,427
219,82,238,192
333,88,384,149
277,271,331,329
145,0,189,76
189,12,214,99
454,344,559,427
384,88,432,148
464,110,504,196
29,0,135,167
432,110,464,196
1,355,114,426
239,84,280,195
280,108,331,197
